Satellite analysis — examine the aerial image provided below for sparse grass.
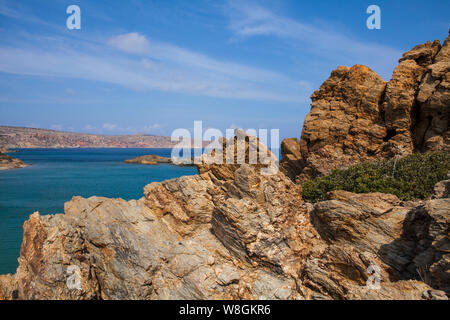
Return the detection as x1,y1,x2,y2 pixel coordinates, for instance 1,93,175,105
302,151,450,202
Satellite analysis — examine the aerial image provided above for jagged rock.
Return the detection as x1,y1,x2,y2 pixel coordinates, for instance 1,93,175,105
423,199,450,293
422,289,448,300
414,37,450,152
310,191,413,279
310,190,450,295
382,58,426,155
0,131,312,300
1,130,445,300
311,191,404,251
293,65,387,182
399,40,441,67
282,35,450,182
433,172,450,199
280,138,303,182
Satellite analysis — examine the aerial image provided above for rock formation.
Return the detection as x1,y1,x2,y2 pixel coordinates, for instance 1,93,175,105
309,190,449,297
124,154,194,166
1,35,449,300
0,129,448,300
0,152,28,171
281,35,450,183
125,154,173,165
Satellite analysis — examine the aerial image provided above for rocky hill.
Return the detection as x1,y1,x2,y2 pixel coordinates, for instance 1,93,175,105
0,126,177,149
0,35,448,300
281,35,449,183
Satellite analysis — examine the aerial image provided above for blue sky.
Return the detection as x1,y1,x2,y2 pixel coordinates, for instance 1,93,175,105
0,0,449,140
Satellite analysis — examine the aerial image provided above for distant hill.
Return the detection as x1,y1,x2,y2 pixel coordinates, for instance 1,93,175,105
0,126,182,149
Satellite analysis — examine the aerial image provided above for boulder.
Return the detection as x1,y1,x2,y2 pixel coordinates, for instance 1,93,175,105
310,190,450,295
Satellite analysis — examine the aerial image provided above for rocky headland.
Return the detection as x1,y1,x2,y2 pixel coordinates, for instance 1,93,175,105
0,152,29,171
0,35,448,300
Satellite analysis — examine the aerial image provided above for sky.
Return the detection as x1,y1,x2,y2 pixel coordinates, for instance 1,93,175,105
0,0,449,141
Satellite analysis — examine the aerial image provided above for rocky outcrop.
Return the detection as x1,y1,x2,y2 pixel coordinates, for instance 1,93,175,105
279,138,303,182
125,155,172,165
433,172,450,199
0,130,447,300
124,154,195,166
281,35,450,183
0,152,28,171
310,189,449,296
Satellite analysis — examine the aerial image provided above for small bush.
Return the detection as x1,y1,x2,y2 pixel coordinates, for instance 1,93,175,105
302,152,450,202
0,152,13,161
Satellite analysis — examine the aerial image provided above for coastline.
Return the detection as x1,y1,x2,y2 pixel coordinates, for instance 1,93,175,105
0,125,206,149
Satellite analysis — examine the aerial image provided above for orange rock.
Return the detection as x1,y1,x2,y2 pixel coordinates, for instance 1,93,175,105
281,35,450,182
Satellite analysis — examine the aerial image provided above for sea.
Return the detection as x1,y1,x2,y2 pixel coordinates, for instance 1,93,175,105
0,148,198,274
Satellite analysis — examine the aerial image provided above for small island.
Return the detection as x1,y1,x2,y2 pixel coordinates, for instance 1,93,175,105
124,154,194,166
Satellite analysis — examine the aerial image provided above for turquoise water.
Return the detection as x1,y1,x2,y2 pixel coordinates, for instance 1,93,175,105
0,148,198,274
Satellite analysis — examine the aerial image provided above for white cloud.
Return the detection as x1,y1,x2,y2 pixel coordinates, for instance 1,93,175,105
225,1,402,79
0,33,309,102
82,123,162,134
142,123,160,133
108,32,151,54
103,123,118,130
141,58,155,70
0,0,53,26
50,124,63,131
83,124,97,132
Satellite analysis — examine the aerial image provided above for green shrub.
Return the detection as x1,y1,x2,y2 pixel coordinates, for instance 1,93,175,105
302,151,450,202
0,152,13,161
